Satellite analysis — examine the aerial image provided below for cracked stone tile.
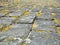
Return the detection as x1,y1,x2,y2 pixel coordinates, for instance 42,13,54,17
26,31,59,45
0,5,60,45
0,24,32,41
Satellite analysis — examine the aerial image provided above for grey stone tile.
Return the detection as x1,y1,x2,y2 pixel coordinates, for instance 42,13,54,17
8,11,23,16
0,19,12,25
36,13,54,19
26,31,59,45
34,20,55,26
17,12,36,23
0,24,32,41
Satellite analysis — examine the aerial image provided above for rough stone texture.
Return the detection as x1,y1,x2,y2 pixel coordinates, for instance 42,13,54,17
0,5,60,45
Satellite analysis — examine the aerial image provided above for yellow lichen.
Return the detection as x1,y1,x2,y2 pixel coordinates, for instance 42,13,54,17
32,23,37,29
56,27,60,34
36,30,43,32
23,11,30,16
51,13,56,16
54,18,59,23
36,12,42,17
22,43,27,45
10,16,17,18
